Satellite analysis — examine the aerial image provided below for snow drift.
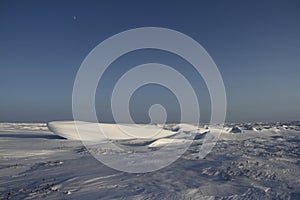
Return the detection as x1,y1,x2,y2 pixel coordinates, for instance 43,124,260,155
47,121,178,141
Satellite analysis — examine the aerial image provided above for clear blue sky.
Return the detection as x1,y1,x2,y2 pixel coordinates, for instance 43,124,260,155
1,0,300,123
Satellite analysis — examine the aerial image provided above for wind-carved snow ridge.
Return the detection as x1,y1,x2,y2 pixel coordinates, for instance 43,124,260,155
47,121,178,141
0,121,299,199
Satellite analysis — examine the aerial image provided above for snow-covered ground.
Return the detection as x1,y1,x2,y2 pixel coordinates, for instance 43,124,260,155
0,121,299,199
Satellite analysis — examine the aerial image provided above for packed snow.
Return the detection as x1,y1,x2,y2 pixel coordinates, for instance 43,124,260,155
0,121,299,199
48,121,178,141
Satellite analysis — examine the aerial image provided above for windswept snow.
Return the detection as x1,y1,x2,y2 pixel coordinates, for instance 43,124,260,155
148,138,191,148
48,121,178,141
0,121,299,199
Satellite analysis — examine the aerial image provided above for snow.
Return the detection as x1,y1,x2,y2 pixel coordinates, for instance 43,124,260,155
0,121,299,199
229,126,243,133
48,121,177,141
148,138,191,148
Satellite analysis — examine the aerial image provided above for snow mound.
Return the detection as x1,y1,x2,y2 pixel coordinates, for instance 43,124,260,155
47,121,177,141
148,138,190,148
229,126,242,133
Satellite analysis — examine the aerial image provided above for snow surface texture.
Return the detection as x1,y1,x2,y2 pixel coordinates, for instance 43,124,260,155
0,121,299,199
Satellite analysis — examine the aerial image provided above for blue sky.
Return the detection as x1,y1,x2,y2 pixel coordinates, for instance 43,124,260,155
1,0,300,123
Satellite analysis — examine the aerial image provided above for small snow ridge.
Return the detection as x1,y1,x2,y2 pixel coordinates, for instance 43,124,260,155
229,126,242,133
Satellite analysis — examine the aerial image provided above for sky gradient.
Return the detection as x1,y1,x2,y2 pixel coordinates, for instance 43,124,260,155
1,0,300,123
